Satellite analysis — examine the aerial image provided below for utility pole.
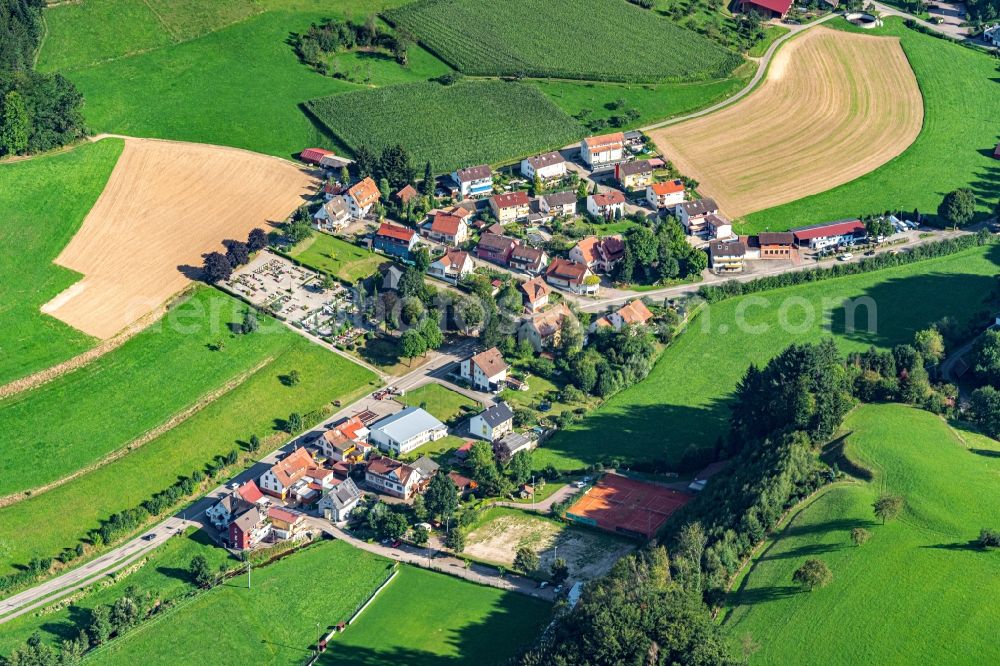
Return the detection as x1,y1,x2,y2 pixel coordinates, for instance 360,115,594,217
247,561,251,590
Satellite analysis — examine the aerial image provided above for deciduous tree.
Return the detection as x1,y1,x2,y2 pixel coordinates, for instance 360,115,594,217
792,558,832,591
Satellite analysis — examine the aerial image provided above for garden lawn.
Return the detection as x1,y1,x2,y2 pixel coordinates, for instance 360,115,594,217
534,243,1000,470
87,540,394,666
400,383,480,423
722,404,1000,664
0,140,122,386
383,0,742,83
319,566,550,666
289,233,386,283
306,80,585,173
0,306,376,575
740,18,1000,231
0,528,236,655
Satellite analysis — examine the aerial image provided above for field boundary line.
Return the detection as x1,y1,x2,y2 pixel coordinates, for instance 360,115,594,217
142,0,181,42
0,357,272,509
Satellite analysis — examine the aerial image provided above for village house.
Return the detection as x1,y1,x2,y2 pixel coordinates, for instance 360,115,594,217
394,184,419,206
646,180,686,209
580,132,625,169
322,181,345,201
373,223,418,260
475,232,520,266
452,164,493,199
494,431,536,463
569,235,625,273
229,507,270,550
546,257,598,295
520,151,567,181
509,245,549,275
791,219,866,250
267,506,307,541
448,471,478,497
312,196,350,231
346,177,381,219
300,147,334,165
369,406,448,455
705,214,734,240
586,190,627,219
985,25,1000,47
314,416,370,463
592,299,654,331
258,447,316,500
519,302,575,351
365,455,420,499
539,190,578,218
709,240,746,274
411,456,440,487
205,481,267,530
470,401,515,441
287,466,337,505
757,232,796,259
428,249,474,283
519,276,551,313
424,211,469,246
490,191,531,224
615,160,653,190
461,347,509,392
676,198,719,235
318,477,363,522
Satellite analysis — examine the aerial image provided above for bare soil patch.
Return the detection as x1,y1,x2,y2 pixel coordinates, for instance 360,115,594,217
43,137,317,338
649,27,922,219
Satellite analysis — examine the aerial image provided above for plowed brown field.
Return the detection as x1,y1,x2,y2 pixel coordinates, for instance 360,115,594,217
649,27,922,219
42,138,317,338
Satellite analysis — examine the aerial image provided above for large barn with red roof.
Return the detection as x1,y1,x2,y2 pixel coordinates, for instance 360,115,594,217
739,0,793,18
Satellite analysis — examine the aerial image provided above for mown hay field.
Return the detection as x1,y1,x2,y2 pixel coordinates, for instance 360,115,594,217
650,26,923,219
384,0,742,83
307,80,585,173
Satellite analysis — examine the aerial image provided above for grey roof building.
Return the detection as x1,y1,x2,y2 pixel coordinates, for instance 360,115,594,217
369,406,448,455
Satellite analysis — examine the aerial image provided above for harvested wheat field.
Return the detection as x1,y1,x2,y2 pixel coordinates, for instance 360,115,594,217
649,27,922,219
43,138,317,338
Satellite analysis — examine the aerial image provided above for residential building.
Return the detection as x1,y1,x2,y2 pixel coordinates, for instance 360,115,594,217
646,180,686,209
520,276,551,312
705,213,734,240
757,232,795,259
519,302,574,351
425,212,469,245
593,299,654,331
287,466,337,505
229,508,270,550
411,455,440,482
322,181,345,201
452,164,493,198
509,245,549,275
546,258,598,295
267,506,307,540
587,191,627,219
380,264,404,291
448,471,478,497
346,177,381,219
312,196,350,231
460,347,509,392
315,416,370,463
300,147,334,165
258,447,315,500
373,223,418,260
580,132,625,169
318,477,363,522
394,184,419,206
428,249,474,282
494,432,536,463
470,402,515,441
676,198,720,235
615,160,653,189
985,25,1000,47
475,233,520,266
539,190,577,217
708,240,746,274
521,151,567,181
791,219,866,249
365,456,419,499
490,191,531,224
569,236,625,273
206,490,251,530
739,0,793,18
369,406,447,455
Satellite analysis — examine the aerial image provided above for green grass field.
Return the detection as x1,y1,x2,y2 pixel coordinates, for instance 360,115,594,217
535,244,1000,470
722,404,1000,664
0,139,123,386
87,540,394,666
307,80,585,173
747,25,790,58
319,566,551,665
741,18,1000,231
401,383,480,423
384,0,742,83
288,234,387,284
0,290,376,574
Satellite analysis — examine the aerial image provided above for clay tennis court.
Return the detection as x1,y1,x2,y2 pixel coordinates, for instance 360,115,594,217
649,27,923,218
43,137,317,338
566,474,692,540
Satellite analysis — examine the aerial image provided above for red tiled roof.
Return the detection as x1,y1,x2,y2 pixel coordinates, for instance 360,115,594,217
431,212,465,235
237,480,264,504
471,347,508,377
617,300,653,325
395,184,419,202
741,0,793,14
377,223,415,242
267,506,303,524
300,148,333,164
592,190,626,207
547,258,589,283
492,191,530,209
520,276,550,304
439,249,471,270
792,219,865,241
269,448,314,487
649,180,685,195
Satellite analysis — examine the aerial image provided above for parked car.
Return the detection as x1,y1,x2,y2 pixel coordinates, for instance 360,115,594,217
142,533,156,542
838,253,853,261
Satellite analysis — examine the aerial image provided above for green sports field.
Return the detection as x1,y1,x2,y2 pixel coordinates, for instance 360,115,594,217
741,19,1000,231
0,140,122,386
319,566,551,665
723,404,1000,664
307,80,585,173
535,244,1000,470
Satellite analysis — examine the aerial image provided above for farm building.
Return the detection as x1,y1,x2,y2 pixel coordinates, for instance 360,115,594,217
540,190,578,217
374,223,418,260
369,407,448,455
520,276,551,313
739,0,793,18
646,180,686,209
428,249,474,283
319,153,353,170
509,245,549,275
709,240,746,274
490,191,531,224
586,190,627,219
300,147,334,164
461,347,509,392
452,164,493,198
580,132,625,169
365,456,420,500
476,232,520,266
566,474,692,540
757,232,796,259
546,258,598,295
521,151,567,181
615,160,654,189
791,219,866,249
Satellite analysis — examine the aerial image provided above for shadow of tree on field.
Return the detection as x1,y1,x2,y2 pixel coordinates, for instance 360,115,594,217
726,584,801,607
970,448,1000,458
820,431,874,481
758,542,850,563
920,540,986,552
779,517,877,539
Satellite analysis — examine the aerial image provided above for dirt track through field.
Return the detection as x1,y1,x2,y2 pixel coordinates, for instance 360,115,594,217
42,137,318,338
649,27,923,219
